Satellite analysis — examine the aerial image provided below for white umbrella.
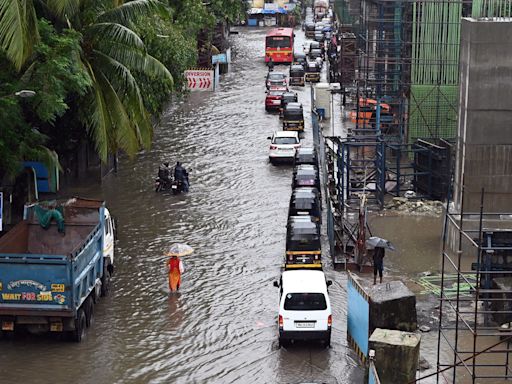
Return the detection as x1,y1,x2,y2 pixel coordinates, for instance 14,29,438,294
366,236,396,251
164,243,194,257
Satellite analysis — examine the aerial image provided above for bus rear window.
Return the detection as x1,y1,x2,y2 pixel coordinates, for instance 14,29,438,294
266,36,291,49
284,293,327,310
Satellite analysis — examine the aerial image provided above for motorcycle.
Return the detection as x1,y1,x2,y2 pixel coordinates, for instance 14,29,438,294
155,177,173,192
171,179,185,195
155,177,187,195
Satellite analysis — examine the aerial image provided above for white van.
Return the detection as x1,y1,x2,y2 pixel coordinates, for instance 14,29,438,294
273,270,332,347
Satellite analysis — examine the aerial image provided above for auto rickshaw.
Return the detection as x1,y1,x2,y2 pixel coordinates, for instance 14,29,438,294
285,215,321,268
292,52,307,68
305,62,321,83
292,164,320,191
288,187,321,223
289,65,305,87
282,102,304,131
279,91,298,117
309,48,323,61
294,146,318,167
305,22,316,38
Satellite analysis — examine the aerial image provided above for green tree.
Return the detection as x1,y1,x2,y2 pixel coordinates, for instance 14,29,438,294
134,15,197,113
0,0,173,162
0,54,58,180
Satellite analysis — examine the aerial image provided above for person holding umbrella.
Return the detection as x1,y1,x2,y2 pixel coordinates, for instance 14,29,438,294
372,247,385,285
165,243,193,292
365,237,395,285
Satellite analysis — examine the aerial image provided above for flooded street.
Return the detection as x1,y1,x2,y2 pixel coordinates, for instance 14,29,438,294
0,28,364,384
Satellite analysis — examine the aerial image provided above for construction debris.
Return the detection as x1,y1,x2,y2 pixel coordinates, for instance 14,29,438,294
384,197,444,216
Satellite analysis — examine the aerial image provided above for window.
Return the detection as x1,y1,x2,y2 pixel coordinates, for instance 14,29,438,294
266,36,291,49
284,293,327,311
274,137,298,145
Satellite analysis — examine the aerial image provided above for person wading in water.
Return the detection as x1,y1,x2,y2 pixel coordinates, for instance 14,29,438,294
168,255,185,291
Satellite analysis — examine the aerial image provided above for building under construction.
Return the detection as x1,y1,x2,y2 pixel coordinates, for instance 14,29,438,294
335,0,512,145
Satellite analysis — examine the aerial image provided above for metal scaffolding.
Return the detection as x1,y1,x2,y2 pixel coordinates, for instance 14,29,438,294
341,0,512,145
437,189,512,383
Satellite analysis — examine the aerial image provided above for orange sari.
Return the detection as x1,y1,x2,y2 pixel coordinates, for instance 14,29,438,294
168,257,181,291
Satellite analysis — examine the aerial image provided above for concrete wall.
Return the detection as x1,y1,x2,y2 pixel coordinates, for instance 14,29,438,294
453,18,512,213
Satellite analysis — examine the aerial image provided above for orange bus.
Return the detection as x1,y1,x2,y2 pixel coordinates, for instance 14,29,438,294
265,28,294,64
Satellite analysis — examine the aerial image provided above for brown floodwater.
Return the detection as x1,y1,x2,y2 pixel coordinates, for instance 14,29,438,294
0,28,364,384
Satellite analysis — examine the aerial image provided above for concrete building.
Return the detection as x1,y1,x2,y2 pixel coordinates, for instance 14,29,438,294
453,18,512,213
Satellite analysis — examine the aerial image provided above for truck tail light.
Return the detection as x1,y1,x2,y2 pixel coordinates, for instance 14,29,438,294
314,254,319,260
2,321,14,331
328,315,332,327
279,315,283,329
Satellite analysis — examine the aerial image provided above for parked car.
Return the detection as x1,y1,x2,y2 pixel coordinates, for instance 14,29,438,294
265,90,285,112
273,270,332,347
266,72,287,90
268,131,301,163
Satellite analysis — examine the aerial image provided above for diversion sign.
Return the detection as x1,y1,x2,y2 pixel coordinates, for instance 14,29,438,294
185,69,214,91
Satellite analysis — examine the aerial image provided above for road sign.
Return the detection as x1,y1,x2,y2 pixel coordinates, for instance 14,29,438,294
212,54,227,65
185,70,214,91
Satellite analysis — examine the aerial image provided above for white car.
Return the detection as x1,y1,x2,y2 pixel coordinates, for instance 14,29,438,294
273,270,332,347
267,131,301,163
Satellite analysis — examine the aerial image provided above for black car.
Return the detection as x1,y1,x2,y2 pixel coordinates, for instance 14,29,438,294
292,164,320,190
289,187,321,222
289,65,305,86
285,215,321,267
282,102,304,132
294,146,318,167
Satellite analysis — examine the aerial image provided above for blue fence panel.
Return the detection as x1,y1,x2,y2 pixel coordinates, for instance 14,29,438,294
347,273,370,360
368,361,381,384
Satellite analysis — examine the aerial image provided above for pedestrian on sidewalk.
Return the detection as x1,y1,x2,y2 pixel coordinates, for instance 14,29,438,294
373,246,385,285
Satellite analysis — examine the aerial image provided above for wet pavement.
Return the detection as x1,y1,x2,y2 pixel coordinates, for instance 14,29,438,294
0,28,365,384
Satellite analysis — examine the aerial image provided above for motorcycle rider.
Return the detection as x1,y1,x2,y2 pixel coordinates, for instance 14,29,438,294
174,162,189,192
158,162,172,188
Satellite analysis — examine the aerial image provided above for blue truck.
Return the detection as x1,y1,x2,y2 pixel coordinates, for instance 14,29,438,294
0,198,115,342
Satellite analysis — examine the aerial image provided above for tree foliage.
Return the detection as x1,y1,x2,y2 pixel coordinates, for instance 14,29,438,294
0,0,244,178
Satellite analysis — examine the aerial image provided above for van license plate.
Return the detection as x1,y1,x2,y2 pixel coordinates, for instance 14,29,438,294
295,322,315,328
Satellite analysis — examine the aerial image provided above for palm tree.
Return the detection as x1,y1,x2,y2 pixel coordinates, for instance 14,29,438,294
0,0,173,161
